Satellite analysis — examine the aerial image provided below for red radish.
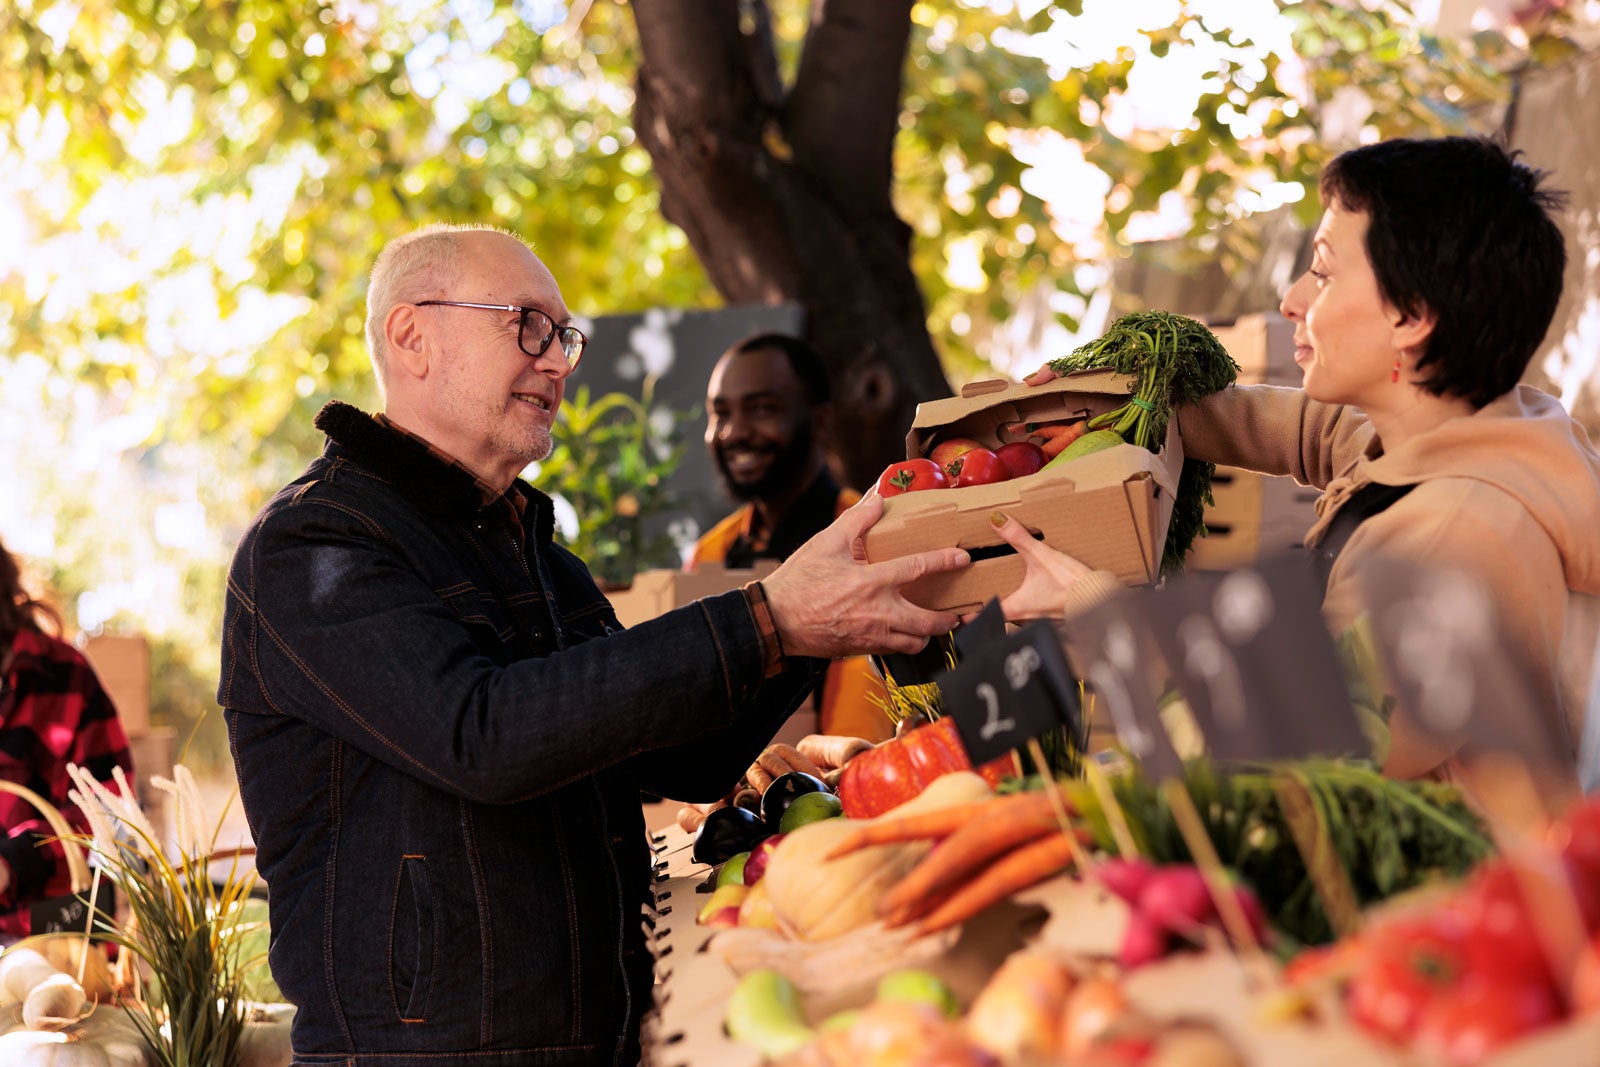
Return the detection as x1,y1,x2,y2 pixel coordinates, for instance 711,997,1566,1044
1096,858,1155,905
1117,910,1170,969
1137,864,1214,936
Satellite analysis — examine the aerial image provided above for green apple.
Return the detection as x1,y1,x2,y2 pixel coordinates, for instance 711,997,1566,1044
778,790,843,834
717,851,751,889
874,969,960,1018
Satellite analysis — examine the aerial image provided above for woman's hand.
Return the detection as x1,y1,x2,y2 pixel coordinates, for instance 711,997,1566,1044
967,512,1098,623
1023,365,1059,387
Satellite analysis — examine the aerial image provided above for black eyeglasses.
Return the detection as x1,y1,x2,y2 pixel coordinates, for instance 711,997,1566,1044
416,300,588,369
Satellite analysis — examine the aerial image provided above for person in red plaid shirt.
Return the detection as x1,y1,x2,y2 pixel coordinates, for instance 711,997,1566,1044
0,537,135,943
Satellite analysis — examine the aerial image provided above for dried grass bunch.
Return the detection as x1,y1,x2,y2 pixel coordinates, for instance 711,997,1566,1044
66,763,265,1067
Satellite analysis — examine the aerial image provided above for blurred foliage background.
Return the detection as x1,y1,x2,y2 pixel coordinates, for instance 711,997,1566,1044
0,0,1582,771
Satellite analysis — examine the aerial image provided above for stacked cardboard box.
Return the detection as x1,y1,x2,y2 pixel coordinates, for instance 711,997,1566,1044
1188,313,1322,571
82,634,176,838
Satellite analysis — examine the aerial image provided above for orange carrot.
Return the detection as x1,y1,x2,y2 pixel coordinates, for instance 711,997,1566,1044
745,761,774,794
1036,422,1089,458
767,742,826,780
757,749,795,782
914,832,1081,936
822,799,1004,860
827,787,1073,859
880,805,1064,924
797,734,873,770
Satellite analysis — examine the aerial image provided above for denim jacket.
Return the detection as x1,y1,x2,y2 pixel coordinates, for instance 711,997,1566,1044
220,401,820,1065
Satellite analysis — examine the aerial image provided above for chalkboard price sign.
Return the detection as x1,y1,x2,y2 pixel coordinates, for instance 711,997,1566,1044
1143,553,1368,764
1357,555,1569,770
1067,596,1184,781
944,618,1082,767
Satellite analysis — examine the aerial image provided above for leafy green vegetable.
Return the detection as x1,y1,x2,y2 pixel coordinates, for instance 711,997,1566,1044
1047,312,1240,574
1065,758,1493,948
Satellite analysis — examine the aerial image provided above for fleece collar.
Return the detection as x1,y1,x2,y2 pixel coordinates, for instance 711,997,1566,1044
313,400,555,546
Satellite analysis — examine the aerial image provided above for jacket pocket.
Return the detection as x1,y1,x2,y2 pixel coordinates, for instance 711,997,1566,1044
389,854,435,1022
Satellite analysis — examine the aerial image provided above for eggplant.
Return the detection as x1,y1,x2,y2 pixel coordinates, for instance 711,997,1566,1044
692,804,766,866
758,771,829,833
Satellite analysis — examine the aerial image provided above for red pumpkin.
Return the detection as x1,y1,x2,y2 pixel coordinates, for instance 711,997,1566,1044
837,717,1012,818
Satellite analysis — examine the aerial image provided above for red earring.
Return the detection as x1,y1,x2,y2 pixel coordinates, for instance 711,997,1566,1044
1392,358,1402,384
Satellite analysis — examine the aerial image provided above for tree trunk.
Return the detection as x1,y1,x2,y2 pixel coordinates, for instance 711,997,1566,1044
629,0,951,491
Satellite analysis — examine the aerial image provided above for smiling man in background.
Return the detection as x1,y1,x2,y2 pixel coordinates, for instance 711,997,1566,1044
691,333,891,742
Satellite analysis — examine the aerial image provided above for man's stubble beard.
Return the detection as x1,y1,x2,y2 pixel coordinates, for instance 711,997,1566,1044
714,419,814,504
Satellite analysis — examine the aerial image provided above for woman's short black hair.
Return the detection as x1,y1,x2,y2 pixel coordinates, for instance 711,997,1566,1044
731,333,833,406
1320,136,1567,408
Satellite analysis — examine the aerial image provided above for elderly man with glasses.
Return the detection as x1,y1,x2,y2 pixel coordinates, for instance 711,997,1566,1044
218,223,969,1066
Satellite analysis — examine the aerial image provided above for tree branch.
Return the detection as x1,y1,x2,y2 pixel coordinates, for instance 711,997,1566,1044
631,0,800,301
785,0,916,219
630,0,761,135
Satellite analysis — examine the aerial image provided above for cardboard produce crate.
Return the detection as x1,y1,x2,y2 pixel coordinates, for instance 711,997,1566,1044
863,370,1183,613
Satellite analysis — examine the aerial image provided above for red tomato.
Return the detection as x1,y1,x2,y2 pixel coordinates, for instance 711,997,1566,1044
1561,798,1600,893
1344,912,1471,1043
951,447,1011,487
876,458,950,496
1284,940,1360,986
994,440,1047,479
1413,976,1562,1066
1573,933,1600,1015
1574,934,1600,1017
1450,861,1557,992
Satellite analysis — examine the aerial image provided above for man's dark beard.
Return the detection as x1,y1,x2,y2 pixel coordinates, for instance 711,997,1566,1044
714,420,815,503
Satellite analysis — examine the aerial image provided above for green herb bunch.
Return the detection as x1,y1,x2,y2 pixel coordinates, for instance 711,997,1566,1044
1066,759,1493,948
1048,312,1240,574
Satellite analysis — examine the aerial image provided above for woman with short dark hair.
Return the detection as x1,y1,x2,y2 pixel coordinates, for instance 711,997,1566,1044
1021,136,1600,791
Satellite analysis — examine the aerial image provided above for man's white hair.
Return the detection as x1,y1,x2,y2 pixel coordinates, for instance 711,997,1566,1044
363,223,529,397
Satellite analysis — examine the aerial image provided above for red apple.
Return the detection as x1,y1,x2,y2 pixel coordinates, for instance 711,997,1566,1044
701,906,742,929
995,440,1046,479
927,436,983,479
743,833,787,886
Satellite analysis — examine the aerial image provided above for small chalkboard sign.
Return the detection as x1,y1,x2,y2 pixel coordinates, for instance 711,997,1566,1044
943,614,1081,767
29,878,116,938
1356,555,1570,769
1144,553,1368,764
1066,595,1183,780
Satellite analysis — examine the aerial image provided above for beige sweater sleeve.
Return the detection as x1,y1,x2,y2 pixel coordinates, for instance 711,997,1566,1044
1176,384,1374,488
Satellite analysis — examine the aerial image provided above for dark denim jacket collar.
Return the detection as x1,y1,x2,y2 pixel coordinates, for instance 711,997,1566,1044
313,399,555,545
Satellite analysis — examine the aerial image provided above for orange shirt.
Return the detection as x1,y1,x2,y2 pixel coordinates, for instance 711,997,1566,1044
689,473,891,742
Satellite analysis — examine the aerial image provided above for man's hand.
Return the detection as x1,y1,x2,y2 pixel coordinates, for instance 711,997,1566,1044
762,495,969,659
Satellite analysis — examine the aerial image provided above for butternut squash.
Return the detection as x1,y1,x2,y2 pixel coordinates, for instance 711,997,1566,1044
763,772,991,941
